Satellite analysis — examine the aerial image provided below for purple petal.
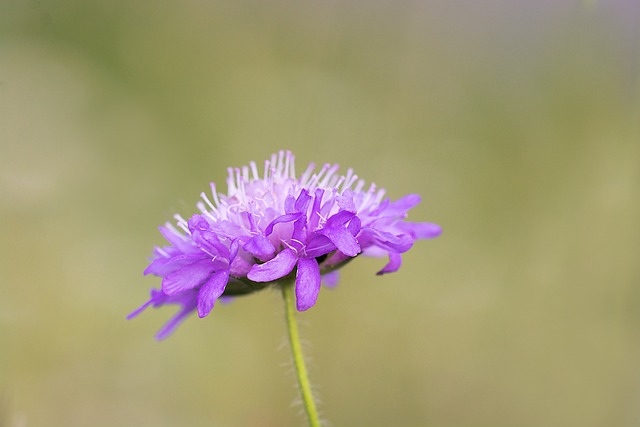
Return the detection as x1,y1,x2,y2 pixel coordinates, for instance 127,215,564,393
309,189,324,230
284,194,296,214
161,261,214,295
321,271,340,288
264,213,304,236
144,253,204,277
155,304,196,340
187,214,211,232
127,299,154,320
397,222,442,239
358,228,414,253
229,252,255,276
291,215,307,243
369,199,390,216
323,250,350,268
369,194,421,218
320,226,361,257
337,192,356,213
197,270,230,318
294,189,312,213
229,239,240,260
347,215,361,236
295,258,321,311
243,235,276,261
377,252,402,275
242,212,258,231
304,234,335,258
247,248,298,282
326,210,355,228
387,194,421,213
188,215,230,258
158,226,195,253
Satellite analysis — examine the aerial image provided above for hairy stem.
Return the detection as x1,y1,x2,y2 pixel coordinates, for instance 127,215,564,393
282,281,321,427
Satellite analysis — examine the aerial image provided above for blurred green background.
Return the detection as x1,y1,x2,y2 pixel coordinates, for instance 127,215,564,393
1,1,639,426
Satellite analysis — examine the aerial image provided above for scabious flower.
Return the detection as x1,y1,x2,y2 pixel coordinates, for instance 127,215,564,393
129,151,441,339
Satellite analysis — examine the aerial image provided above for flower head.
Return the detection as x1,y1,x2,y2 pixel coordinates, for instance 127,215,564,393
130,151,441,338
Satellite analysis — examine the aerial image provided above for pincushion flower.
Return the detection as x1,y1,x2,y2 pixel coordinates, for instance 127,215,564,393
129,151,441,339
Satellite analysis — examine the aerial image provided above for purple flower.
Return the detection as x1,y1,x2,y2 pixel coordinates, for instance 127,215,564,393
129,151,441,339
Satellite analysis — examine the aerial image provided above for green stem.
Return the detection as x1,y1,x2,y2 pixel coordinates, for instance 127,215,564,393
281,281,322,427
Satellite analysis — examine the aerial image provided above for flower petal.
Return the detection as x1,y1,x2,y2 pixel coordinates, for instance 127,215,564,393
295,189,313,213
358,228,413,253
229,252,255,276
284,194,296,214
308,188,324,230
369,194,422,217
247,248,298,282
243,235,276,261
161,261,215,295
229,239,240,260
387,194,421,213
376,252,402,275
127,299,154,320
291,215,307,244
158,225,195,253
337,192,356,213
321,271,340,288
144,254,204,277
197,270,230,318
397,222,442,239
304,234,335,258
155,304,197,340
347,215,361,236
320,226,361,257
326,210,355,228
264,213,303,236
295,258,321,311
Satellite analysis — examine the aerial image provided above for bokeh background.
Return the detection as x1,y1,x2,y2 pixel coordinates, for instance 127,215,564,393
1,1,639,426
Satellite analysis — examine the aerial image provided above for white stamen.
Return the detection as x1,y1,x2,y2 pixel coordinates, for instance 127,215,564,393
308,164,329,188
270,153,278,176
263,159,270,180
290,238,304,247
288,152,296,178
157,247,170,257
200,192,217,213
201,208,217,222
277,151,285,177
316,164,330,182
226,168,236,194
319,164,339,187
250,161,259,180
361,183,377,208
342,169,358,192
236,169,246,202
165,222,182,237
316,211,328,225
300,162,316,186
280,239,299,255
173,214,188,227
209,183,221,206
173,215,189,234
